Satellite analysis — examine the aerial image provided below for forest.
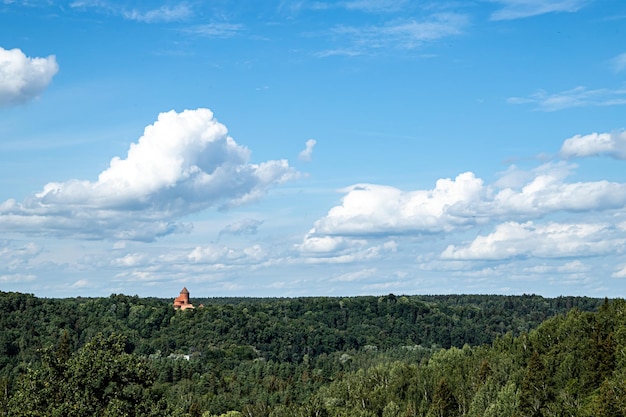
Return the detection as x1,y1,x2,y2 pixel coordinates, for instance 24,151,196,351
0,291,623,416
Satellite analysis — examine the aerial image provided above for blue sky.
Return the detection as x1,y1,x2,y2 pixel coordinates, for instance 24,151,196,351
1,0,626,298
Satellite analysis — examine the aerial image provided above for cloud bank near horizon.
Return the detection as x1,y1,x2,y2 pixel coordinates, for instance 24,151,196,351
301,129,626,273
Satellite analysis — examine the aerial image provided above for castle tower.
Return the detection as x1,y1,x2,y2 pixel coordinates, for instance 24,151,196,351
173,287,194,310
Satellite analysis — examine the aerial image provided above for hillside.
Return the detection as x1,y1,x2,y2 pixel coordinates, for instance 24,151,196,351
0,292,617,416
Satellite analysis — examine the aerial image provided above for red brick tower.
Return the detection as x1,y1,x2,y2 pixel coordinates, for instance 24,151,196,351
173,287,194,310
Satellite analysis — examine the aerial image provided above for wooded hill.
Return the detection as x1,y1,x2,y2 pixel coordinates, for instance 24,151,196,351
1,292,622,416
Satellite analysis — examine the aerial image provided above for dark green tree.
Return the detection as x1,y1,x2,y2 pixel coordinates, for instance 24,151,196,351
7,333,170,417
519,351,549,417
428,378,459,417
584,379,624,417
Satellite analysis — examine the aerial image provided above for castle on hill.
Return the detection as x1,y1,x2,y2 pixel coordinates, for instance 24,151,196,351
173,287,194,310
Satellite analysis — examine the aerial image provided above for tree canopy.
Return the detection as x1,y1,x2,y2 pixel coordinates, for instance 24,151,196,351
1,291,620,416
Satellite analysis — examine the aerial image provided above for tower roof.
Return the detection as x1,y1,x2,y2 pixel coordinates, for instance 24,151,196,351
180,287,189,294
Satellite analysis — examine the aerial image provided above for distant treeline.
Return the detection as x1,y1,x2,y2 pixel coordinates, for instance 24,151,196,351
1,291,619,416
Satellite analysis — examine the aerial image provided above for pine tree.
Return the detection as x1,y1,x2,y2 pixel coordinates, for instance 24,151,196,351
428,378,459,417
519,351,549,417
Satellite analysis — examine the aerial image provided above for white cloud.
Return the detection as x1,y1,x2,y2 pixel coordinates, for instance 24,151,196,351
306,162,626,240
524,260,589,274
363,280,406,291
488,163,626,215
86,240,274,291
114,270,157,283
489,0,588,21
0,273,36,283
297,233,397,264
507,86,626,111
613,265,626,278
69,1,107,8
560,130,626,159
301,246,393,264
188,244,243,263
558,260,589,272
0,47,58,106
493,164,535,189
184,23,244,38
343,0,408,12
0,240,41,271
0,108,299,241
243,244,267,261
315,49,364,58
123,4,191,23
71,1,191,23
112,253,147,267
333,268,377,282
298,139,317,161
326,13,468,53
311,172,485,236
612,52,626,73
219,219,263,237
187,243,268,264
441,221,624,260
70,279,90,288
297,235,353,253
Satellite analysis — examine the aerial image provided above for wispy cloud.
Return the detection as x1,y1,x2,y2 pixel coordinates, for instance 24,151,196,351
0,274,36,283
314,49,363,58
69,0,107,8
613,264,626,278
343,0,409,13
611,52,626,73
298,139,317,161
489,0,589,21
332,268,377,282
0,240,41,270
184,23,244,38
70,279,90,288
297,237,397,264
507,86,626,111
70,1,192,23
278,0,409,16
441,221,623,260
0,47,58,106
219,219,263,237
123,4,191,23
321,12,468,55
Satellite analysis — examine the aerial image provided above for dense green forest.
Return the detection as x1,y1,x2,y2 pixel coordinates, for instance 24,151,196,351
1,291,623,416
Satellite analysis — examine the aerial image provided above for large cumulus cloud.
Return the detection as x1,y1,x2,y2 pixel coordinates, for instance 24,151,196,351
311,172,486,237
0,47,58,106
0,108,299,241
300,128,626,286
307,161,626,241
300,135,626,286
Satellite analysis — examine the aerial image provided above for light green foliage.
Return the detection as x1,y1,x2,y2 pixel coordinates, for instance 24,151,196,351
202,411,244,417
482,382,518,417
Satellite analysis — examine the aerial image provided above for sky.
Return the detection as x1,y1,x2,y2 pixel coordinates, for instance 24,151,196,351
1,0,626,299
